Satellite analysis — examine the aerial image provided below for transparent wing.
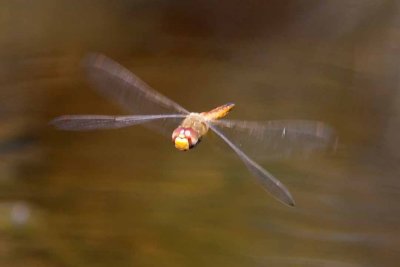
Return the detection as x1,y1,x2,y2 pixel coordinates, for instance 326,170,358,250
83,53,189,135
210,125,295,206
51,114,186,131
211,120,337,161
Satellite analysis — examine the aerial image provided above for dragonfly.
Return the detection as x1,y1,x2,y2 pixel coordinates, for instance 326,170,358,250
51,54,336,207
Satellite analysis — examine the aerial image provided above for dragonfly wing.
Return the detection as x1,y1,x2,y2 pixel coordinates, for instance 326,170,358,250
210,125,295,206
83,54,189,136
51,114,186,131
211,120,336,161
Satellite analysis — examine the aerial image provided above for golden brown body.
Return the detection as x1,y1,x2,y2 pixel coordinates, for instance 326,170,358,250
172,103,235,150
201,103,235,121
180,113,209,136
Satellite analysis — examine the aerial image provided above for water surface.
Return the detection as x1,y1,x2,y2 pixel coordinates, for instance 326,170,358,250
1,1,399,266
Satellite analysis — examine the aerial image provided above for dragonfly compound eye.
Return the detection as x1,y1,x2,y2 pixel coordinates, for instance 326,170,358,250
172,127,199,151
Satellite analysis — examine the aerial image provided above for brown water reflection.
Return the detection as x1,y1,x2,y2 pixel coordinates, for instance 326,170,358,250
1,1,400,266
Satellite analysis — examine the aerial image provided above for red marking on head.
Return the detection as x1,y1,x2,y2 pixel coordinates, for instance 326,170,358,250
172,127,200,149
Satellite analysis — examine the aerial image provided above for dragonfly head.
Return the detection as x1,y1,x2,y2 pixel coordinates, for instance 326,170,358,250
172,127,200,151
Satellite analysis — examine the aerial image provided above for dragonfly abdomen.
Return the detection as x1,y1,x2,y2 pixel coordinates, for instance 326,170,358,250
202,103,235,120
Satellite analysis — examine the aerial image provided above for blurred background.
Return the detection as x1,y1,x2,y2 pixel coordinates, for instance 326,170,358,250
1,0,400,266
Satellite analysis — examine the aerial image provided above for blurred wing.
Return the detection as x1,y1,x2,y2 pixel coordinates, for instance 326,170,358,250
210,125,295,206
84,53,189,115
51,114,185,131
211,120,336,161
83,53,189,135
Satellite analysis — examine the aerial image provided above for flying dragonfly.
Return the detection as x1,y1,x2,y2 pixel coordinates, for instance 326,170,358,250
51,54,336,207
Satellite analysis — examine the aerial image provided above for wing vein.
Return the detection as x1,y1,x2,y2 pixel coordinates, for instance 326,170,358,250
84,54,190,115
51,114,186,131
210,125,295,206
